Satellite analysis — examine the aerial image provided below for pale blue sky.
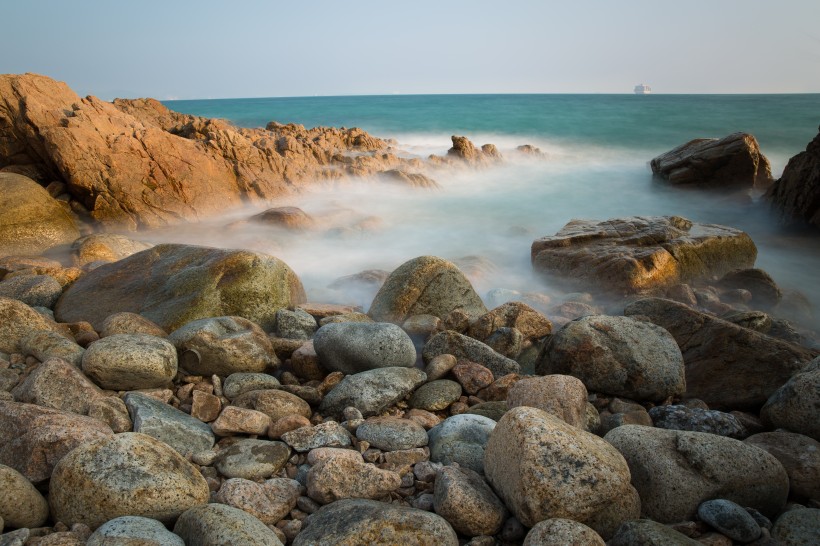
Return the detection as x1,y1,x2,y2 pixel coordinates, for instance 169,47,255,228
3,0,819,99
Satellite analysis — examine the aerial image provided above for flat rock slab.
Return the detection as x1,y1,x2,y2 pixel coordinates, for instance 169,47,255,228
55,244,306,332
531,216,757,295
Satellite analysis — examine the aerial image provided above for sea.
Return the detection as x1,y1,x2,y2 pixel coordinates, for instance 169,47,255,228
163,94,820,330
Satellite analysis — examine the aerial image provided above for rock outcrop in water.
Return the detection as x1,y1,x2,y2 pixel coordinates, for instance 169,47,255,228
765,126,820,230
530,215,757,295
650,133,773,190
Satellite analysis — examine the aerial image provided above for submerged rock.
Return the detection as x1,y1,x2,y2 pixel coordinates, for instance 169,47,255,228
765,125,820,229
531,216,757,295
650,132,773,190
55,244,306,332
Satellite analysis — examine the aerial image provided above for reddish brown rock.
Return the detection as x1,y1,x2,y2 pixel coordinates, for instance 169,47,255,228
190,390,221,423
210,406,271,436
468,301,552,342
451,360,494,395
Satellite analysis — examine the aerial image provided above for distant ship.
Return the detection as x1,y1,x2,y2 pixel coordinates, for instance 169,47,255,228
634,83,652,95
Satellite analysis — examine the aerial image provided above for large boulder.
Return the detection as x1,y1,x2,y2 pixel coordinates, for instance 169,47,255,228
312,322,417,374
485,406,635,530
624,298,817,409
744,431,820,502
0,297,65,353
0,464,49,529
81,333,178,391
49,433,210,529
0,172,80,256
765,126,820,229
537,315,685,402
760,357,820,440
368,256,487,323
531,216,757,295
650,132,773,190
54,244,306,332
294,498,458,546
604,424,788,522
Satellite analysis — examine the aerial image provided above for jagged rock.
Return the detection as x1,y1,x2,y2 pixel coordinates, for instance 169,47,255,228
379,169,440,189
718,268,782,309
531,216,757,295
624,297,816,410
650,132,773,189
0,172,80,256
55,244,306,332
368,256,487,323
765,126,820,229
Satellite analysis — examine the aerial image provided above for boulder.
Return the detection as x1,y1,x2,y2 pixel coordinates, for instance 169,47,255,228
306,454,401,504
760,357,820,440
81,333,177,391
427,414,496,474
249,206,315,230
174,504,284,546
765,126,820,229
433,465,507,536
485,406,635,529
650,132,773,190
54,244,306,332
0,172,79,256
0,274,62,308
169,316,277,376
624,297,816,409
86,516,185,546
604,424,788,522
124,392,215,456
531,216,757,295
468,301,552,342
20,330,85,366
744,431,820,501
537,315,685,402
0,464,49,529
718,268,782,309
609,519,702,546
312,322,416,374
12,357,104,414
319,367,426,420
213,478,300,525
771,508,820,545
506,375,589,428
49,432,210,529
71,234,154,266
0,297,65,353
293,498,458,546
368,256,487,323
0,400,113,482
423,330,520,379
523,519,605,546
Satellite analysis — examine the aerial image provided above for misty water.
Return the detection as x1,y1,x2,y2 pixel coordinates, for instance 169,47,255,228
158,94,820,329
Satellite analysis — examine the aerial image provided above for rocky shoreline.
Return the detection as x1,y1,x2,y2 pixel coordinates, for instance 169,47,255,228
1,75,820,545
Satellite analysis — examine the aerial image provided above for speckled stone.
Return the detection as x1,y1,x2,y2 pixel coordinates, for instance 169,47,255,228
174,503,283,546
213,439,290,480
697,499,761,542
0,464,49,528
427,414,496,474
86,516,185,546
410,379,462,411
355,416,428,451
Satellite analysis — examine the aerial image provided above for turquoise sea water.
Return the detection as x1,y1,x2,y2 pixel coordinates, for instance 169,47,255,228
163,94,820,328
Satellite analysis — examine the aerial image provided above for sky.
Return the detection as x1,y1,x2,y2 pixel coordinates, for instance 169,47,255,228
2,0,819,99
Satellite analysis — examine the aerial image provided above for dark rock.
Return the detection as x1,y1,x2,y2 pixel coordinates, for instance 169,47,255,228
697,499,761,542
760,357,820,441
649,405,747,438
718,268,782,309
765,126,820,229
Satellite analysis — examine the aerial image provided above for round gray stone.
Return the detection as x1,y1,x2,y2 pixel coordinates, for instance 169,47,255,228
355,416,428,451
87,516,185,546
313,321,416,374
81,333,177,390
174,503,283,546
427,414,496,474
697,499,761,542
410,380,462,411
274,308,317,340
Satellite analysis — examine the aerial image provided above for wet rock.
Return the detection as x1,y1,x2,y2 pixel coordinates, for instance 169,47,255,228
428,414,496,474
761,357,820,441
124,392,215,456
718,268,782,309
280,421,352,452
609,519,702,545
698,499,761,542
0,464,49,529
532,216,757,294
174,503,284,546
649,405,747,438
19,330,84,367
433,465,507,536
507,374,588,428
0,275,62,308
0,400,113,482
650,132,773,190
210,405,271,436
368,256,487,323
624,297,816,410
11,357,103,414
771,508,820,545
306,453,401,504
744,431,820,501
605,424,789,522
99,312,168,338
0,297,65,353
313,322,416,374
213,477,300,525
273,308,317,340
81,333,177,391
213,439,290,480
49,433,209,529
169,316,277,377
355,416,427,451
423,330,520,379
523,518,605,546
765,126,820,229
0,173,79,257
86,516,185,546
232,389,312,422
319,367,426,419
410,379,462,411
55,244,306,332
485,406,634,528
538,314,685,402
294,498,457,545
222,372,281,400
